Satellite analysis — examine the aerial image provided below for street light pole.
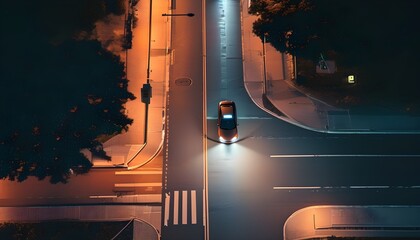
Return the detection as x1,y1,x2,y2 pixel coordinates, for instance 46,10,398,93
262,34,267,95
162,13,195,17
147,0,153,85
142,0,153,144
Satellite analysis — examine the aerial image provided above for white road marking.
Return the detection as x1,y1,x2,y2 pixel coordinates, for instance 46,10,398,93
191,190,197,224
164,193,170,226
174,191,179,225
350,186,389,189
273,186,321,190
206,116,272,120
270,154,420,158
89,195,118,199
182,190,188,224
203,189,206,227
274,186,420,190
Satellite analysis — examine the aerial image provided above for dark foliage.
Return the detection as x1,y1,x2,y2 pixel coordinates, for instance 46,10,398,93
0,221,132,240
0,0,135,183
249,0,420,99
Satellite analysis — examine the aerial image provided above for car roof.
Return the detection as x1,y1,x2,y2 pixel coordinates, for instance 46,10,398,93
221,104,234,116
219,100,235,105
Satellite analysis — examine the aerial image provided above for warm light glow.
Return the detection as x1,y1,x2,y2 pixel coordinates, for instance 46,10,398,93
219,135,238,143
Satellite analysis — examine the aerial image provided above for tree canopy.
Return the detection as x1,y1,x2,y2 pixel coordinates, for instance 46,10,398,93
249,0,326,59
249,0,420,96
0,0,134,183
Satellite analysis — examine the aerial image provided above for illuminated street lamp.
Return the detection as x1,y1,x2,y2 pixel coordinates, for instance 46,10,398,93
162,13,195,17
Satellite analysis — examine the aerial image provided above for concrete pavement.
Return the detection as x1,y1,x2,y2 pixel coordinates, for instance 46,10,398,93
90,0,170,168
240,0,420,134
0,205,161,240
284,205,420,240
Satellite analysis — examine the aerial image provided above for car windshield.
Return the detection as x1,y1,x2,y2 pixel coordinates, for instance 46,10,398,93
220,105,236,130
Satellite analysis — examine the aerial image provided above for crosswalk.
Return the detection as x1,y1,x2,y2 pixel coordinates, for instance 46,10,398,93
164,190,202,226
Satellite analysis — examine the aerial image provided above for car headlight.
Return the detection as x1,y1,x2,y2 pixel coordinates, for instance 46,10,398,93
219,136,238,143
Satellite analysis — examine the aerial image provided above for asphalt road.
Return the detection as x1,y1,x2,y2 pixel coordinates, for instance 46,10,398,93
205,0,420,240
160,0,207,239
2,1,420,240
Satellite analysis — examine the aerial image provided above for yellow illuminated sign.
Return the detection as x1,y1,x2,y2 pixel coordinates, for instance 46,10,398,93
348,75,355,84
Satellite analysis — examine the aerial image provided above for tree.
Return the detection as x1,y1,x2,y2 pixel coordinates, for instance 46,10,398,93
249,0,420,104
0,0,135,183
249,0,360,61
249,0,328,59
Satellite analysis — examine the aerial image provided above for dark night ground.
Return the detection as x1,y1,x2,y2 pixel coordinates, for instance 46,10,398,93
294,1,420,114
0,221,132,240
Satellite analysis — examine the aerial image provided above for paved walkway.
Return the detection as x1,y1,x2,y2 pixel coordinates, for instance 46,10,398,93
241,0,420,134
0,205,161,240
284,205,420,240
90,0,169,168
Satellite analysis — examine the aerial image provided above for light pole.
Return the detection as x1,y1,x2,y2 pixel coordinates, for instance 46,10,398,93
141,0,154,144
262,34,267,95
162,13,195,17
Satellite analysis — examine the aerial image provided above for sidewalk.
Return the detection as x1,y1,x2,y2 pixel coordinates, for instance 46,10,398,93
0,205,161,240
90,0,170,168
240,0,420,134
284,205,420,240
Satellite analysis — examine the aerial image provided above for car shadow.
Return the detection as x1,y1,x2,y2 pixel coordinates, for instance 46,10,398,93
206,136,249,144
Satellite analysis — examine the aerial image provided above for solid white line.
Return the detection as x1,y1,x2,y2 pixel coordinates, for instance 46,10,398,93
115,171,162,175
202,0,209,236
203,189,206,227
273,185,420,190
164,193,170,226
89,195,118,199
202,0,209,238
114,183,162,188
174,191,179,225
191,190,197,224
270,154,420,158
207,116,272,120
182,190,188,224
350,186,389,189
273,186,321,190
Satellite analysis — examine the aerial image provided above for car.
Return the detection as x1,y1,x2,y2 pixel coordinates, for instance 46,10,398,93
217,100,238,143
